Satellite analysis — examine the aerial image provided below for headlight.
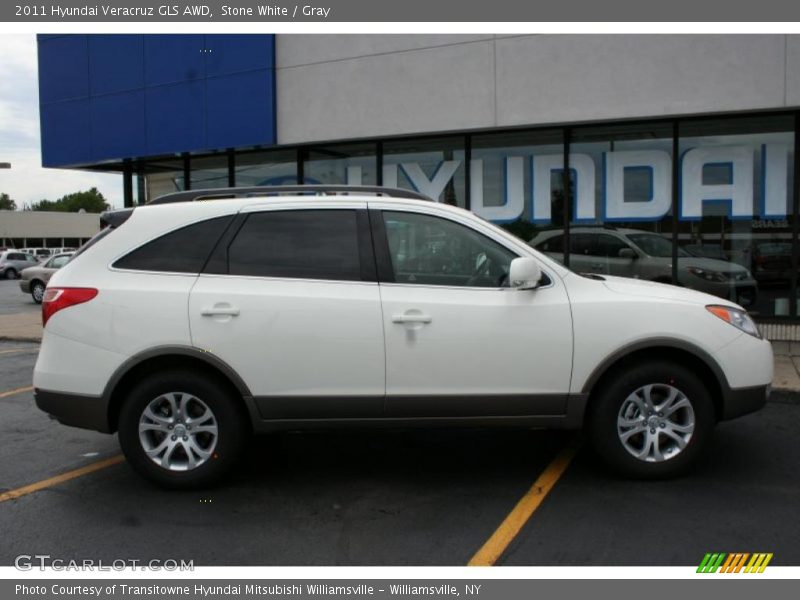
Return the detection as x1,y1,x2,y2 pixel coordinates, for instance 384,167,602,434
687,267,726,282
706,305,761,338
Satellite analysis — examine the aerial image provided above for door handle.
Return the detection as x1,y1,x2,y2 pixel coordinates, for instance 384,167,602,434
392,313,432,324
201,305,240,317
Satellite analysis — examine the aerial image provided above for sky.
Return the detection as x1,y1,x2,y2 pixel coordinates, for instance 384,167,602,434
0,35,123,210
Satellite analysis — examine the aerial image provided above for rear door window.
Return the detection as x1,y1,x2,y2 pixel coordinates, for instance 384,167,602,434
225,210,364,281
536,234,564,253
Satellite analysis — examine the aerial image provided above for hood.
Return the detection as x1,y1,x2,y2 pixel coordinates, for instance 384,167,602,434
599,274,739,308
677,256,749,274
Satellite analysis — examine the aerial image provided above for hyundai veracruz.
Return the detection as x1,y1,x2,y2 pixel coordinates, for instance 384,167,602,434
33,186,772,488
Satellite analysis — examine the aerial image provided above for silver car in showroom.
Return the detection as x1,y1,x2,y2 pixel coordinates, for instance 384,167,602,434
530,227,758,307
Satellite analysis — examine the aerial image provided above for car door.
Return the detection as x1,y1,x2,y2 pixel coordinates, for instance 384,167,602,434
591,233,638,278
372,205,573,418
189,202,386,420
13,253,37,271
566,234,594,273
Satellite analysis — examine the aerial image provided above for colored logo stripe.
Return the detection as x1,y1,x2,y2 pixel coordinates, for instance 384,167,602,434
697,553,726,573
697,552,772,573
745,553,773,573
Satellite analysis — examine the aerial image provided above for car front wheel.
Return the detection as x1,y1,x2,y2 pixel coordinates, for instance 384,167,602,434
118,370,249,489
31,281,45,304
4,268,17,280
588,361,714,478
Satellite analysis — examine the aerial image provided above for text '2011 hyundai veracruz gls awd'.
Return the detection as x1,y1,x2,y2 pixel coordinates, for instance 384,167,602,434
33,186,772,488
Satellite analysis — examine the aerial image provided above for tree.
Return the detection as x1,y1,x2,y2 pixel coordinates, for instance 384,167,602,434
0,193,16,210
27,188,109,213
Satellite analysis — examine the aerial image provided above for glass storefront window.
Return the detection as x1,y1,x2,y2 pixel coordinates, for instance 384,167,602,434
471,130,564,260
557,123,675,283
190,155,229,190
136,113,798,321
142,159,185,202
235,150,298,187
679,116,794,317
305,143,377,186
383,137,466,206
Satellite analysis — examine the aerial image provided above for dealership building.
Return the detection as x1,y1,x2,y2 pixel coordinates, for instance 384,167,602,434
37,34,800,330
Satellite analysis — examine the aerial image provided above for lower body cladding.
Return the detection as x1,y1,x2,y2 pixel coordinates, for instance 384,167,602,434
33,387,768,434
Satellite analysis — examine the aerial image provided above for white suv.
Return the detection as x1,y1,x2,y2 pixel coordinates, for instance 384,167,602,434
33,186,773,488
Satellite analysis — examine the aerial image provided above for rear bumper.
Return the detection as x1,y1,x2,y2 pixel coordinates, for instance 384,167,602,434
34,388,111,433
721,384,770,421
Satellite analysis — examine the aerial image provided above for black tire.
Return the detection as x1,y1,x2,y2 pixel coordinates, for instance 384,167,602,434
587,361,714,479
31,280,45,304
5,268,17,280
118,370,249,489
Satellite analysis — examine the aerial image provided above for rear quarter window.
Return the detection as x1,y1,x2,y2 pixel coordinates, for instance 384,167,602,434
113,216,234,273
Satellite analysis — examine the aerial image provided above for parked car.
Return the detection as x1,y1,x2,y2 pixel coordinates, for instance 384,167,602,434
0,250,39,279
50,247,77,255
21,248,54,262
19,253,74,303
531,228,758,307
33,186,772,488
751,242,794,285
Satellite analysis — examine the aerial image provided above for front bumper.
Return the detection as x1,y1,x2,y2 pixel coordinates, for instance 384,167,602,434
34,388,111,433
721,384,770,420
18,279,30,293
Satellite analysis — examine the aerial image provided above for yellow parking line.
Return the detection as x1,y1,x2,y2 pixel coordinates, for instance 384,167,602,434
468,438,580,566
0,385,34,399
0,455,125,504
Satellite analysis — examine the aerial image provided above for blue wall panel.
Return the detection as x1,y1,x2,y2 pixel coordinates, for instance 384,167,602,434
39,100,91,166
91,91,147,161
37,36,89,103
204,34,276,77
206,70,275,150
88,35,144,96
146,81,206,155
38,34,276,167
144,35,205,86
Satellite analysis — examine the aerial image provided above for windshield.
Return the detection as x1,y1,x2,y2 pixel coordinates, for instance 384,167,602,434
628,233,689,258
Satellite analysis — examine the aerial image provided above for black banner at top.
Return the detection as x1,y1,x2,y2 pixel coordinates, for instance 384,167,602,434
5,0,800,22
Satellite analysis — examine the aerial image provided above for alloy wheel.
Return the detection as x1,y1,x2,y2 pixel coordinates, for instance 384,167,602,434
138,392,218,471
616,383,695,462
32,282,45,303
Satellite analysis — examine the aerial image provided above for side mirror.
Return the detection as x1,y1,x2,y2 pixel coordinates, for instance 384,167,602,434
618,248,637,260
509,257,542,290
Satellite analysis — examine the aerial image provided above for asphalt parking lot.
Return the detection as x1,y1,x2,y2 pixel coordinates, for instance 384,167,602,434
0,278,39,315
1,339,799,567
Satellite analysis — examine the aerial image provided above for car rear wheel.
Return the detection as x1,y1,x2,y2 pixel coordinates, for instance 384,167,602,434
118,370,249,489
4,268,17,280
31,281,45,304
588,361,714,478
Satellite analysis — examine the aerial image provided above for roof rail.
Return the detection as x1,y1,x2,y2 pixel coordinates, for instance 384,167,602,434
147,185,433,205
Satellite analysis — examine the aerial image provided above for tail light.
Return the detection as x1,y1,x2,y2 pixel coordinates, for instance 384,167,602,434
42,287,98,326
